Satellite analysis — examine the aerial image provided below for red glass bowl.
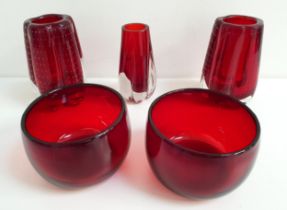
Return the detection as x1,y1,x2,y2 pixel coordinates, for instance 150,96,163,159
146,89,260,198
21,84,130,186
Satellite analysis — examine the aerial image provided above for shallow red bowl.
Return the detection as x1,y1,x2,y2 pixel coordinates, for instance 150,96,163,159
21,84,130,187
146,88,260,198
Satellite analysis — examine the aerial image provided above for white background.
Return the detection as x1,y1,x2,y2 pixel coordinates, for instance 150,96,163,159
0,0,287,78
1,1,287,210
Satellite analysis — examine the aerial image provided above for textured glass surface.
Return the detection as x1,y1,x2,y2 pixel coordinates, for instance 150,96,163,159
24,14,83,94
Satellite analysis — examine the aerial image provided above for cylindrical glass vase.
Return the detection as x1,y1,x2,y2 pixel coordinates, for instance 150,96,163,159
119,23,156,103
24,14,84,94
202,15,264,101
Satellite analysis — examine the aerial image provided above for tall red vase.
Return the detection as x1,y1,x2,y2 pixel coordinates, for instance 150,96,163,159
119,23,156,103
202,15,264,101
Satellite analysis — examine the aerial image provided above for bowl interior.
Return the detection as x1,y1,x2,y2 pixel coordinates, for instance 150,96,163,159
150,89,259,154
24,84,123,144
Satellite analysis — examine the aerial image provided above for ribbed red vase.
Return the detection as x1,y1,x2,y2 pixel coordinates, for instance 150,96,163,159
24,14,83,94
119,23,156,103
202,15,263,101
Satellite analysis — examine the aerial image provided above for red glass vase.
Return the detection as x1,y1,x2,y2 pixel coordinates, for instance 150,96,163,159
202,15,264,101
21,84,130,186
119,23,156,103
146,89,260,198
24,14,83,94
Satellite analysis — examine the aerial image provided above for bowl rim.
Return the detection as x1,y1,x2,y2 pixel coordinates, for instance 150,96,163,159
21,83,126,147
147,88,260,158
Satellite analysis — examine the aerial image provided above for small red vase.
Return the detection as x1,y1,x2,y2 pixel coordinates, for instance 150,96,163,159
119,23,156,103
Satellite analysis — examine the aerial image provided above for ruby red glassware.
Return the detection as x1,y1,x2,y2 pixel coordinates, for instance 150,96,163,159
202,15,264,101
146,89,260,198
119,23,156,103
24,14,83,94
21,84,130,186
